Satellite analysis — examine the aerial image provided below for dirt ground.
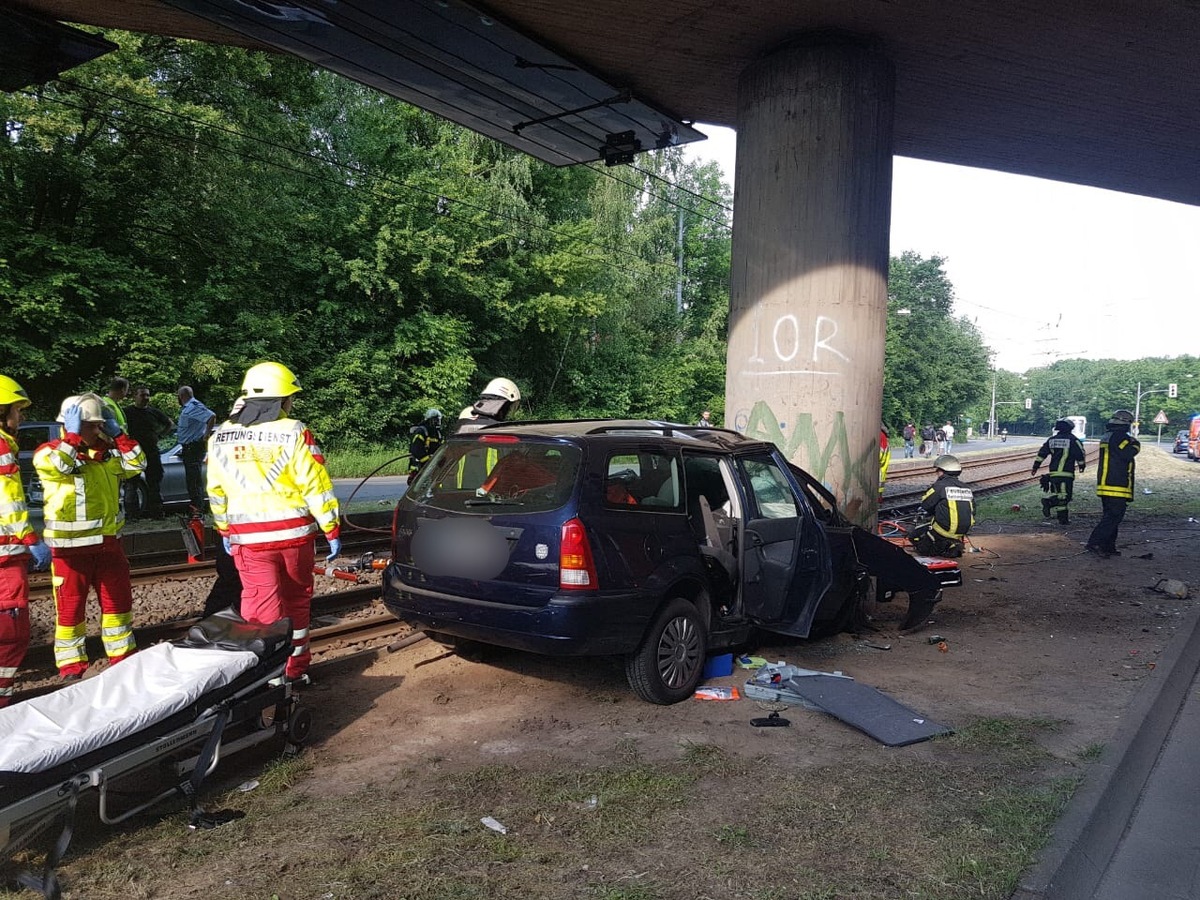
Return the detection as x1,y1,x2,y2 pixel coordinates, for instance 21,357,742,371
311,519,1199,782
15,448,1200,899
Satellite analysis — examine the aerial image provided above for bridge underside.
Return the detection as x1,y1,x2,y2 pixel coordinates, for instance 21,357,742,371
10,0,1200,206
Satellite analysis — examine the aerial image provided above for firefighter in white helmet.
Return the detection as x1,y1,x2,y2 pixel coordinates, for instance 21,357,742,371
206,362,340,682
0,375,51,704
33,391,146,679
454,377,521,434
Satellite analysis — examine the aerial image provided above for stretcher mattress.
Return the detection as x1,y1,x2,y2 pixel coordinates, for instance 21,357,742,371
0,643,259,775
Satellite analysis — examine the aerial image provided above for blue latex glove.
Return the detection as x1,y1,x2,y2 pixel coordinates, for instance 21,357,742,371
28,541,51,572
222,536,233,556
100,406,122,437
62,404,82,435
326,537,341,561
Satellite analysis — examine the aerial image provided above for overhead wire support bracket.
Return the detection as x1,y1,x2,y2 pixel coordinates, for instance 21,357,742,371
512,88,633,134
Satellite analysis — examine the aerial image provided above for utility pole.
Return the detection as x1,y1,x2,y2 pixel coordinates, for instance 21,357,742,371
988,371,997,439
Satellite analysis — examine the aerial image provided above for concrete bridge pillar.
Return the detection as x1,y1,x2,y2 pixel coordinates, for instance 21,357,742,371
726,36,895,526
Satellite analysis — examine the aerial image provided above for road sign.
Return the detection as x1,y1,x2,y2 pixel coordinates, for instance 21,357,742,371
1153,410,1170,425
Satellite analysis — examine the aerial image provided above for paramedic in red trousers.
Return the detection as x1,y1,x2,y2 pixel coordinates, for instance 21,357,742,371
206,362,340,682
33,392,145,680
0,375,52,705
1086,409,1140,559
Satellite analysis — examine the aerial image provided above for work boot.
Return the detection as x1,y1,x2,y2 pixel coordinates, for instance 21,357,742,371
1041,498,1053,518
1057,510,1070,525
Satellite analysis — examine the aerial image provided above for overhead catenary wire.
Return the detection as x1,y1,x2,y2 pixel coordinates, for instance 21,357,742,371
32,82,686,285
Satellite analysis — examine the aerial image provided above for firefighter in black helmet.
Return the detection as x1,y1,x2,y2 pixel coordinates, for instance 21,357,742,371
1085,409,1140,558
1032,419,1087,524
908,454,974,558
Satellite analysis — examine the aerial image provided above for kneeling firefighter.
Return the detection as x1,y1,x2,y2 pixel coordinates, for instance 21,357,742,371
907,455,974,558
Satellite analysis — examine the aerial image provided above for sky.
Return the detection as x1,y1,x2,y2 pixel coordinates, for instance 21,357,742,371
684,125,1200,374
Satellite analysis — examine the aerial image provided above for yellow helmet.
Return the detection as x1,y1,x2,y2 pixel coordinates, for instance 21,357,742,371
241,362,302,398
0,374,31,409
56,392,106,424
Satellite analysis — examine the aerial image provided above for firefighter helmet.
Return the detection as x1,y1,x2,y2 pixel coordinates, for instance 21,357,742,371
56,392,106,424
934,454,962,475
0,375,31,409
425,407,443,422
482,377,520,403
241,362,302,398
1107,409,1134,427
1054,419,1074,432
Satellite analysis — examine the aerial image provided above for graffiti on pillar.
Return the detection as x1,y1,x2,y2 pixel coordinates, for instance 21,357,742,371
737,400,877,525
742,310,850,376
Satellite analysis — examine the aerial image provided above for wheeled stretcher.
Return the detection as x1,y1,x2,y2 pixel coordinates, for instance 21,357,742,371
0,610,311,899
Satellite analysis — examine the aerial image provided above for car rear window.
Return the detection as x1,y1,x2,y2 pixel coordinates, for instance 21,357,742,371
410,438,580,513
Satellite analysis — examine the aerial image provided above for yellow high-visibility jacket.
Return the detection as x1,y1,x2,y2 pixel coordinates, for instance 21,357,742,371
0,427,36,565
1096,429,1140,501
207,417,340,548
33,434,145,548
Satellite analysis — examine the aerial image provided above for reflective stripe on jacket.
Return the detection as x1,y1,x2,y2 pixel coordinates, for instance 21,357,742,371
33,434,145,548
1035,434,1086,480
0,427,35,561
207,417,340,548
1096,429,1140,500
920,475,974,540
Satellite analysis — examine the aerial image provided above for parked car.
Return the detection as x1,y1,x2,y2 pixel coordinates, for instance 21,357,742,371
382,420,960,703
18,421,203,511
1174,430,1190,454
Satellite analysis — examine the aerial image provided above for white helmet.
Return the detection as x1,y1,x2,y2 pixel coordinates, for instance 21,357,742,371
424,407,443,422
482,377,520,403
56,392,106,424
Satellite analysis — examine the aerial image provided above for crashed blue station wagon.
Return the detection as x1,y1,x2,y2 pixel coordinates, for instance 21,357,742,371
382,420,957,704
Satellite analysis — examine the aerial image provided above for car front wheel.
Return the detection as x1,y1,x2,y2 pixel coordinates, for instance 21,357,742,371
625,597,707,704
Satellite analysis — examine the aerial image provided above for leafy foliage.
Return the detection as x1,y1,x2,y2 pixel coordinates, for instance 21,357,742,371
2,35,732,440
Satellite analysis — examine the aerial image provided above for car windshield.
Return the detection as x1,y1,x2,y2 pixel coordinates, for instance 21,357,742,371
409,438,580,513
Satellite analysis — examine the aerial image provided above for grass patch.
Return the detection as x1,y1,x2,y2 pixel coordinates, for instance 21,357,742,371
43,740,1081,900
1078,742,1106,761
948,716,1061,766
323,445,409,480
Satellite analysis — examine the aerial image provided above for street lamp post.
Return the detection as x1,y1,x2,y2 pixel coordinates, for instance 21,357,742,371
1131,381,1169,436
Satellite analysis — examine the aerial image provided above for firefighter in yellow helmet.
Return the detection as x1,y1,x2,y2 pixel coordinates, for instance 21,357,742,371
0,375,51,704
206,362,340,681
907,454,974,558
1085,409,1140,558
33,391,146,679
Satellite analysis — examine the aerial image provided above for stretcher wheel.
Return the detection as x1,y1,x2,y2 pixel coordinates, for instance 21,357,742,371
287,706,313,745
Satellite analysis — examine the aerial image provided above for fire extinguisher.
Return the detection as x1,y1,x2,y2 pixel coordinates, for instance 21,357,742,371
180,510,206,563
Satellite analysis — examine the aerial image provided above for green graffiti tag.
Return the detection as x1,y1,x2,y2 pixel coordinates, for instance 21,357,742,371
742,400,878,523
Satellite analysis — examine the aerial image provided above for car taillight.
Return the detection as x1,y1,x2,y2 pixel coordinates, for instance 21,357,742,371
559,517,597,590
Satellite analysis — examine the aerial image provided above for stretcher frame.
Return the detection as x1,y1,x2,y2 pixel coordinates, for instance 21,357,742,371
1,610,310,899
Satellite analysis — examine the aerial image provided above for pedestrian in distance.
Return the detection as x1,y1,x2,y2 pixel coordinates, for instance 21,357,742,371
920,423,936,458
408,408,444,485
0,375,52,705
206,362,341,683
123,384,175,518
1086,409,1140,559
697,410,713,428
907,454,974,558
1032,418,1086,525
1000,427,1008,442
176,385,216,514
942,420,955,451
33,392,145,680
902,422,917,458
454,377,521,433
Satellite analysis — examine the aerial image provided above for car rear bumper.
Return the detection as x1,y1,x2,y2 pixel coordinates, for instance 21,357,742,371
382,564,652,655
